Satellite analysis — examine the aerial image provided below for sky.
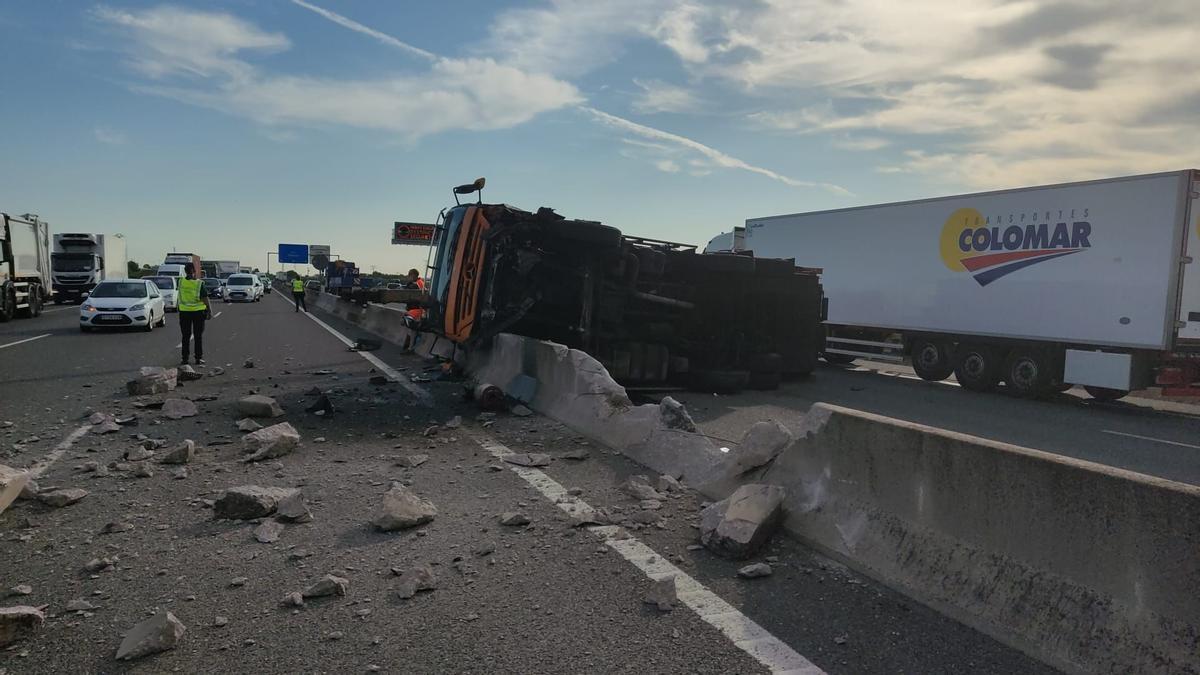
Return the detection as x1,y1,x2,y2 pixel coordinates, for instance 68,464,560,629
2,0,1198,275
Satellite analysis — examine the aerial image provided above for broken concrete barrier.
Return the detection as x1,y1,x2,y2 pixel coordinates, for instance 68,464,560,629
242,422,300,462
699,483,785,560
126,367,177,396
213,486,299,520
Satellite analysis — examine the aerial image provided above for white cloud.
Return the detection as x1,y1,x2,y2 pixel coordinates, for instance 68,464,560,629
831,135,889,152
583,107,850,194
654,159,681,173
96,4,580,140
632,78,698,114
93,126,126,145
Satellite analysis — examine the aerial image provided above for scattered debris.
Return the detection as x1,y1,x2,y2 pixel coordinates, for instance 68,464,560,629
124,447,155,462
213,486,300,520
392,564,436,599
510,404,533,417
66,599,97,612
84,557,114,573
7,585,32,597
243,358,255,369
699,484,785,559
473,542,496,557
502,453,550,468
656,475,682,493
214,616,228,628
160,399,199,420
659,396,697,432
302,574,349,599
276,492,313,523
93,419,122,434
444,415,462,429
621,476,664,501
0,606,45,647
372,483,437,531
133,463,154,478
499,512,530,527
36,487,88,508
280,592,304,608
101,521,134,534
242,422,301,462
643,576,677,611
126,367,178,396
236,395,284,419
178,365,203,382
737,562,773,579
559,448,590,461
254,520,285,544
351,338,381,352
236,418,262,433
229,577,248,588
115,612,186,661
368,375,389,386
305,395,335,416
159,440,195,465
395,454,429,469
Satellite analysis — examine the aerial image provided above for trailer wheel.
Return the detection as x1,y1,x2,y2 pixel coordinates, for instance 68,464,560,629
911,339,954,381
954,343,1002,392
1084,386,1128,402
1004,349,1052,398
688,369,750,395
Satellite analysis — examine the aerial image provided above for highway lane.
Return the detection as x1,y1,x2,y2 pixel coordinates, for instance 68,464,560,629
0,295,1051,674
673,360,1200,487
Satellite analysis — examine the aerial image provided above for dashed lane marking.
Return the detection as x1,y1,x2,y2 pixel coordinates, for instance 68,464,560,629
27,424,92,478
274,292,433,406
465,429,825,675
0,334,51,350
1101,429,1200,450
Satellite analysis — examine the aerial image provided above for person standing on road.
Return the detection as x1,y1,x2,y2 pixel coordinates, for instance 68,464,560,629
292,277,307,312
177,267,210,365
404,268,425,322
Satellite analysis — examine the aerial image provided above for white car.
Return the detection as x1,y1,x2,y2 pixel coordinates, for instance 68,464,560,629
224,273,263,302
80,279,167,332
144,275,179,311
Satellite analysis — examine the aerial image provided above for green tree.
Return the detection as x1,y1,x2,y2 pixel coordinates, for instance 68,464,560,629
127,260,142,278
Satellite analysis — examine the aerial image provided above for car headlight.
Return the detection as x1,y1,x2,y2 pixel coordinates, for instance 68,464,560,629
129,303,145,311
82,304,97,312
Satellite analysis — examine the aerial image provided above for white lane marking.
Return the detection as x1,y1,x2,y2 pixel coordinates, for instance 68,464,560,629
1101,429,1200,450
27,424,92,478
40,306,77,314
274,293,433,406
466,429,825,675
0,334,51,350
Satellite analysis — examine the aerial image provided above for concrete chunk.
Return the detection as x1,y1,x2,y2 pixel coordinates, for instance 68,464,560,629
159,440,195,465
37,487,88,508
700,484,785,560
302,574,348,599
115,612,185,660
643,576,677,611
160,399,198,420
0,464,31,516
502,453,550,468
236,395,284,419
0,606,45,647
126,367,177,396
213,485,299,520
242,422,300,462
372,484,437,531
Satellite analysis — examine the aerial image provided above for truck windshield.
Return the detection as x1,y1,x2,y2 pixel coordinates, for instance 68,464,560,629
91,282,147,298
430,206,466,305
52,254,95,272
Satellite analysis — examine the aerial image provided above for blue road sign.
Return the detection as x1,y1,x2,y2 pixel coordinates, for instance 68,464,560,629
278,243,309,264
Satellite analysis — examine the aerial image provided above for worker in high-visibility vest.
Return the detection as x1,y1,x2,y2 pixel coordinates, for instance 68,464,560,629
405,268,425,321
177,267,210,365
292,277,307,312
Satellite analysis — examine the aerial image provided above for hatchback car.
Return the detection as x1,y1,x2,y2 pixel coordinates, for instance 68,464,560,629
224,274,263,302
258,275,274,293
144,275,179,311
80,279,167,332
201,277,224,299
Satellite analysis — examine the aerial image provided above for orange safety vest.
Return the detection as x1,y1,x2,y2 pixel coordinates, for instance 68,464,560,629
407,277,425,320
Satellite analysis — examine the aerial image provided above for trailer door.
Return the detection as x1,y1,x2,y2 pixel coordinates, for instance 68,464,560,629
1175,171,1200,343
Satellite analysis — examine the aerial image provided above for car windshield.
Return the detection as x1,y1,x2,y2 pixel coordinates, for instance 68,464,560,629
202,279,220,289
227,276,252,286
52,254,95,272
89,282,147,298
146,277,175,290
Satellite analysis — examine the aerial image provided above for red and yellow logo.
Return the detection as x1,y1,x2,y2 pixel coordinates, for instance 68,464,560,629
939,208,1091,286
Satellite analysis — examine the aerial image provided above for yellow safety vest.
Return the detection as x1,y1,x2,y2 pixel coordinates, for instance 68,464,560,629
292,279,304,292
178,278,206,312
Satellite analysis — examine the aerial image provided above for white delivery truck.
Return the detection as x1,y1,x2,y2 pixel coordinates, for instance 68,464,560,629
51,233,127,303
216,260,240,280
707,170,1200,400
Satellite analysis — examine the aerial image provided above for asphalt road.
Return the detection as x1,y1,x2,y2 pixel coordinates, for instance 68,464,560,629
671,360,1200,487
0,294,1052,674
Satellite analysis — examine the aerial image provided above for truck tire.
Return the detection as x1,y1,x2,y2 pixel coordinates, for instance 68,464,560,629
954,343,1003,392
1084,386,1128,402
30,288,42,317
1004,349,1052,398
911,339,954,381
688,369,750,395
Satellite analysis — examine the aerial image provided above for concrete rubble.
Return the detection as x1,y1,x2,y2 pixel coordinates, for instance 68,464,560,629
126,367,178,396
302,574,349,599
395,454,429,469
236,418,263,432
242,422,301,462
643,576,677,611
276,492,313,523
115,611,186,660
213,485,300,520
392,564,437,599
0,606,45,647
236,395,284,419
159,440,195,465
36,487,88,508
372,483,437,531
254,520,285,543
499,512,530,526
124,447,155,462
699,484,785,560
702,421,793,495
658,396,697,432
0,464,31,515
621,475,664,501
737,563,773,579
502,453,551,468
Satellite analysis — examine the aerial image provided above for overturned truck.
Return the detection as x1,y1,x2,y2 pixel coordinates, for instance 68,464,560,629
423,179,824,392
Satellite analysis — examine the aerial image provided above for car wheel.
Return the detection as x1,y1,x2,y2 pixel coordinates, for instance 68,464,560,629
144,313,155,332
911,339,955,382
954,343,1003,392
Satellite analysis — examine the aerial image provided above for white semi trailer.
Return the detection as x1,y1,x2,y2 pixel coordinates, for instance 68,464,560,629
707,170,1200,400
52,233,127,302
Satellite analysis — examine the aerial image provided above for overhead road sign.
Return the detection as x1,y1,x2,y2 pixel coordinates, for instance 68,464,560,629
278,243,309,264
393,222,436,246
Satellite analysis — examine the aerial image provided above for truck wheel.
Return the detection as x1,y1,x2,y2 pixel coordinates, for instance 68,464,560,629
1084,386,1128,402
954,344,1002,392
688,369,750,395
1004,349,1052,398
911,339,954,381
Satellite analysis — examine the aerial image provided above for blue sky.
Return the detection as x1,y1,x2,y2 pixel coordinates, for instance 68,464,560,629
2,1,1197,274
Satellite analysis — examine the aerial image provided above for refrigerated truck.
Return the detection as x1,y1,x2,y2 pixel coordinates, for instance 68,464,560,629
52,233,127,302
0,213,51,320
216,261,240,279
706,170,1200,400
